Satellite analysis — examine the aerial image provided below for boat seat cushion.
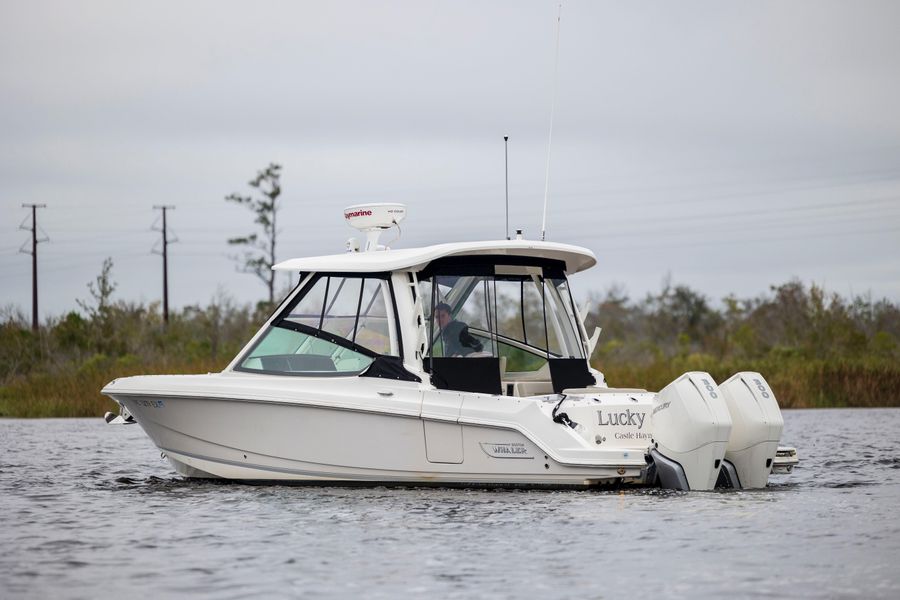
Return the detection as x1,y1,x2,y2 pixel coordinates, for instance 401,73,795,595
260,354,337,372
511,381,554,397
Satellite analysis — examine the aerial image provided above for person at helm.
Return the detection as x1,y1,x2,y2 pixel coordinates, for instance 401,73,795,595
434,302,484,357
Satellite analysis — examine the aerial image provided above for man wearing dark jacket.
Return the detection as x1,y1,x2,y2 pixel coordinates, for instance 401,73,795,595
435,302,484,357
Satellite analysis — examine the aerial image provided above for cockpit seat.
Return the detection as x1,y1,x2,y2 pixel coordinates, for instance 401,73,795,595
509,381,555,397
260,354,337,372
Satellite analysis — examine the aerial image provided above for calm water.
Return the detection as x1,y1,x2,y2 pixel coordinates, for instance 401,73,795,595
1,409,899,599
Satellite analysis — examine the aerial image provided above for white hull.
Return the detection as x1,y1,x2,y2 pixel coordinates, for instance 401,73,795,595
106,374,650,487
102,235,796,490
106,368,794,489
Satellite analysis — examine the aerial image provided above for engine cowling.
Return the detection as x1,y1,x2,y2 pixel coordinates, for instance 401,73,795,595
650,372,733,491
718,372,784,489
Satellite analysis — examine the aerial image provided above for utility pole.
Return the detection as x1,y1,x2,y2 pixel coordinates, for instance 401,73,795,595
152,205,176,324
20,203,47,331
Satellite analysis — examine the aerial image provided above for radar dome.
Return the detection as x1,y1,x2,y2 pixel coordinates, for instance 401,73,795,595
343,203,407,251
343,203,406,231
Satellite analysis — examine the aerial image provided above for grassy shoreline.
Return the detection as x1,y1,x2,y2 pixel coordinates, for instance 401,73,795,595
0,357,226,418
1,355,897,418
2,272,898,417
600,358,900,409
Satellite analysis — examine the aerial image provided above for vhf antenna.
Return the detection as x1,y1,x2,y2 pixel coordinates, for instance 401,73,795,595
504,135,510,240
540,3,562,242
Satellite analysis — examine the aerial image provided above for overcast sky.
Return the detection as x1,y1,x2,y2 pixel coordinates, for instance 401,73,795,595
2,0,899,319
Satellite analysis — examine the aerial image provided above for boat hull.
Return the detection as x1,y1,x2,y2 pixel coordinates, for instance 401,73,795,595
111,393,646,487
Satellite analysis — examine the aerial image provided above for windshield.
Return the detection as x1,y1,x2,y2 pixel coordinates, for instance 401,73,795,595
237,274,397,375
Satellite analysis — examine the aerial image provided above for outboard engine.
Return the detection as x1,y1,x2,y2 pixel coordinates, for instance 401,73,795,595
717,372,784,489
650,372,732,491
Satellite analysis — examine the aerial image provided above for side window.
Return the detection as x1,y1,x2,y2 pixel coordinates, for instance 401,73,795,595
237,274,397,375
546,278,584,359
418,271,583,367
498,340,547,373
522,277,550,351
453,277,493,336
495,279,525,341
494,275,554,355
287,276,327,329
321,277,363,339
355,279,392,355
415,265,587,394
425,275,496,358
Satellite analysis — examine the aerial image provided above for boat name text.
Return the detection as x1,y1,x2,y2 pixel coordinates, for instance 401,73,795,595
597,409,646,429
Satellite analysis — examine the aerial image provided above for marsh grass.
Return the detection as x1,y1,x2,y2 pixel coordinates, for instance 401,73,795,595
598,357,900,408
0,261,267,418
0,356,229,418
587,279,900,408
1,270,898,417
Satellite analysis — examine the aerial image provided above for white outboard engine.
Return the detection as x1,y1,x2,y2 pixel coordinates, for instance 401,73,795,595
717,372,784,489
650,372,733,491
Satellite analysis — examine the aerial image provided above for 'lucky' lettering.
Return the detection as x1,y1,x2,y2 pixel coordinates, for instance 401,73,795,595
597,409,646,429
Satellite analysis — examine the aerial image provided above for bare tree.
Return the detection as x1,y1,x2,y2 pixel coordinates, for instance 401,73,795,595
77,257,117,319
225,163,282,304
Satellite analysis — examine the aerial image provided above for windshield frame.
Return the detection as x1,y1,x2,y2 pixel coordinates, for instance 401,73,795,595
417,256,587,366
233,271,403,377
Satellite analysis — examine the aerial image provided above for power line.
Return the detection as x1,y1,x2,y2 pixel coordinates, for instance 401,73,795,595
554,166,900,203
412,194,900,232
566,197,900,235
573,224,900,252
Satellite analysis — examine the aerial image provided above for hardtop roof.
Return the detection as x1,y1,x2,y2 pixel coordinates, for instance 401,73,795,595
273,240,596,275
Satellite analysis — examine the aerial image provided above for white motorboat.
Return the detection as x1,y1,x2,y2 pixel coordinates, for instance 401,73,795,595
103,203,798,490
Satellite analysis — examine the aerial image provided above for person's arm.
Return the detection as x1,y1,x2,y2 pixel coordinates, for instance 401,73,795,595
457,324,483,353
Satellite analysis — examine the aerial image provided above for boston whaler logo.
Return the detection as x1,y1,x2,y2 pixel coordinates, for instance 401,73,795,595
479,442,533,459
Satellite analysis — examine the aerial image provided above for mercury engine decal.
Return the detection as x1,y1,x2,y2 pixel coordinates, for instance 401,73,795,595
652,401,671,416
479,442,533,459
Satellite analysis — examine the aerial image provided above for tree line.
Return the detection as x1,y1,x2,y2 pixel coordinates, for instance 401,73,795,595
1,262,897,416
2,160,898,414
584,279,900,407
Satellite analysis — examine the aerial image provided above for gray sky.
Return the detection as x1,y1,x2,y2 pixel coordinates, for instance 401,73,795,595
2,0,899,318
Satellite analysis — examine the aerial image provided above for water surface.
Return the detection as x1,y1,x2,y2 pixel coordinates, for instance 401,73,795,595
1,409,899,599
